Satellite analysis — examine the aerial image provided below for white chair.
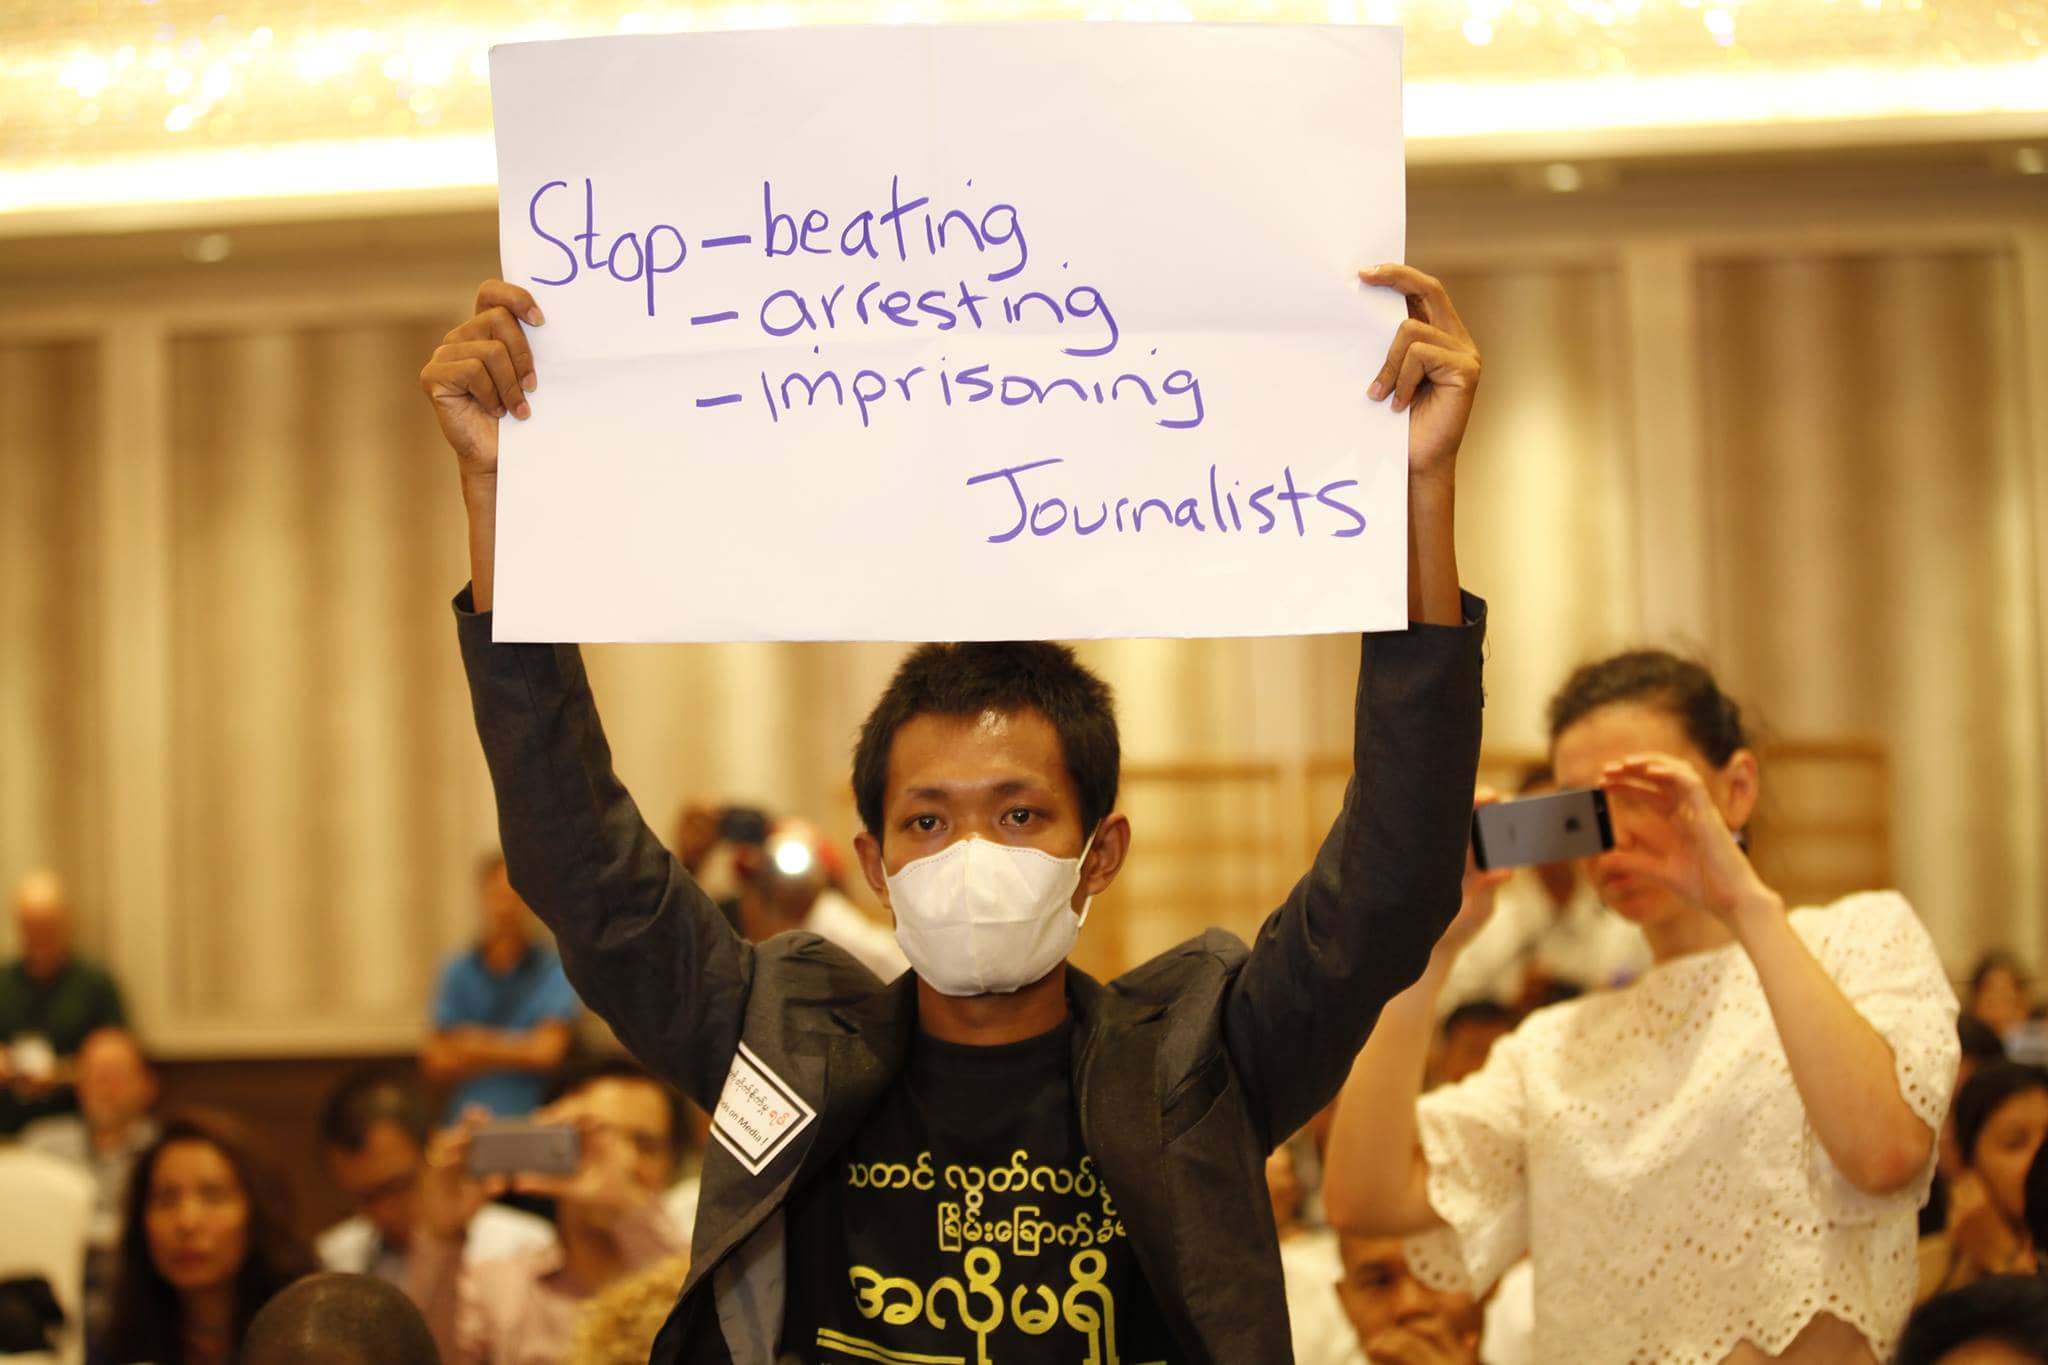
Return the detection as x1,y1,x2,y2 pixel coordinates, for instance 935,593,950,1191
0,1145,95,1365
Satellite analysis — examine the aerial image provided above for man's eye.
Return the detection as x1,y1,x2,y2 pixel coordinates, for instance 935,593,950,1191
1002,808,1035,826
909,815,940,833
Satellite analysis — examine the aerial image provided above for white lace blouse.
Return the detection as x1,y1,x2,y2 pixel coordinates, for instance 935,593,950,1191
1406,891,1959,1365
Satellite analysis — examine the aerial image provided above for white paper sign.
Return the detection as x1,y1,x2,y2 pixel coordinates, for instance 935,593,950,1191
489,24,1407,642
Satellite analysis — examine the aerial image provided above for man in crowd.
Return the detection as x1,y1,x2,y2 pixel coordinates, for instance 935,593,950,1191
734,820,908,982
420,853,582,1120
242,1271,441,1365
407,1058,688,1364
0,869,127,1135
420,262,1483,1359
316,1068,551,1285
1334,1236,1486,1365
20,1025,158,1338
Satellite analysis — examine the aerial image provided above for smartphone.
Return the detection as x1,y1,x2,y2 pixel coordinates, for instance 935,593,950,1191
466,1121,581,1178
1471,788,1613,871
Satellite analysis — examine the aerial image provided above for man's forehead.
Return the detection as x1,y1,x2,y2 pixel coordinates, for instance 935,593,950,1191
1340,1235,1411,1272
885,707,1072,793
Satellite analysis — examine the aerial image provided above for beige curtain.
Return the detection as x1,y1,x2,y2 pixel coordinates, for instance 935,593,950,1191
1700,249,2045,968
0,341,110,961
0,228,2040,1051
160,321,487,1028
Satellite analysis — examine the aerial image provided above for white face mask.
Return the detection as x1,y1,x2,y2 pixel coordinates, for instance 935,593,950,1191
886,834,1095,997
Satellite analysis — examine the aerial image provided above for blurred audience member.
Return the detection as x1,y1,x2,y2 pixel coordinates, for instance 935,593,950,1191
671,801,767,880
315,1068,550,1285
101,1110,316,1365
421,853,581,1120
0,870,127,1135
20,1026,159,1339
1333,1234,1485,1365
1437,765,1649,1016
1971,952,2035,1042
1921,1063,2048,1298
240,1271,439,1365
406,1058,686,1365
564,1253,690,1365
669,800,767,933
1897,1275,2048,1365
734,820,908,982
1430,1001,1516,1089
1269,1134,1354,1365
1927,1016,2013,1236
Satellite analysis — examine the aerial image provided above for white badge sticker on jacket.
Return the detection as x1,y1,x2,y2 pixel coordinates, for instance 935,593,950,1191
711,1042,818,1176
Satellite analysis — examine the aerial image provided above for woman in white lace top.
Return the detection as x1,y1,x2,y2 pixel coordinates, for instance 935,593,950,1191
1323,650,1959,1365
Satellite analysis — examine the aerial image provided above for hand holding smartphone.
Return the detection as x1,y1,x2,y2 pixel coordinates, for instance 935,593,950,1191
1471,787,1613,871
465,1121,582,1178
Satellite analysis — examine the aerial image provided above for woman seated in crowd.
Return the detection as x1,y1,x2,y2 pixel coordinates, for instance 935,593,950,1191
1919,1061,2048,1298
1324,649,1959,1364
1968,951,2034,1042
98,1110,316,1365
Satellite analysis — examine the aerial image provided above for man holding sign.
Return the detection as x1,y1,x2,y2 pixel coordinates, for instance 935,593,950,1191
427,24,1476,1363
421,251,1481,1361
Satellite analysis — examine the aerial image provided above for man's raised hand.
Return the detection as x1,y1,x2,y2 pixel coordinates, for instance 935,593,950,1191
1360,264,1481,491
418,280,543,485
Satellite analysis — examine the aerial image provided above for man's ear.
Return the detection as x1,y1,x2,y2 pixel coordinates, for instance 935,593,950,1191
1076,813,1131,908
854,830,891,909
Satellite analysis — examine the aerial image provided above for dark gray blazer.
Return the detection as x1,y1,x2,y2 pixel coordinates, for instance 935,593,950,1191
455,593,1486,1363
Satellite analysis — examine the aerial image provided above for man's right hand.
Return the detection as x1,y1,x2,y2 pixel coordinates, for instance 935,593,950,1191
419,1111,506,1243
418,280,543,485
1431,788,1511,966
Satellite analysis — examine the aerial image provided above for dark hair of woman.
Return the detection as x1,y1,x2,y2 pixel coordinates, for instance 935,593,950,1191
101,1109,318,1364
1954,1063,2048,1167
1971,949,2029,997
1546,649,1748,766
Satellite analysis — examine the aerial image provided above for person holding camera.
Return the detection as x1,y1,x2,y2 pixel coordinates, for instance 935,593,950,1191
1324,650,1959,1364
675,804,908,980
406,1058,686,1365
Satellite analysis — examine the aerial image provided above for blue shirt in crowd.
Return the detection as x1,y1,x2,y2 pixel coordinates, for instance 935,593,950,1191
430,945,581,1120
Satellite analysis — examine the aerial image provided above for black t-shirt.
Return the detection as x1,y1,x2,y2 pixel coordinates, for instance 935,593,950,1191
782,1020,1183,1363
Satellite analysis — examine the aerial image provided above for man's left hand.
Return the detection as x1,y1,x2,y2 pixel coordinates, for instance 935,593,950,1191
1361,264,1481,492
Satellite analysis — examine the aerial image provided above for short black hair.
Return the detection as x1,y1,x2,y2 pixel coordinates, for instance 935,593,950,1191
851,642,1120,840
1955,1062,2048,1167
1442,1000,1515,1039
1960,1013,2010,1065
318,1069,429,1153
543,1056,686,1155
241,1272,439,1365
1547,649,1748,766
1896,1275,2048,1365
